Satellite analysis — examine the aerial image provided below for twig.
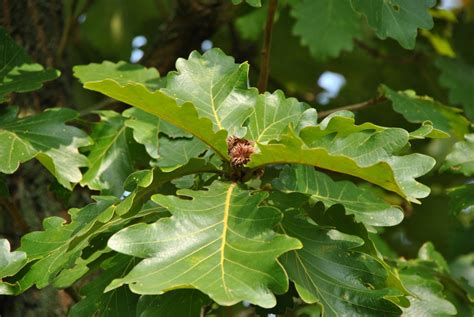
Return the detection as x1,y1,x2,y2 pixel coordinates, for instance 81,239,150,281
318,96,387,119
57,0,79,59
257,0,278,93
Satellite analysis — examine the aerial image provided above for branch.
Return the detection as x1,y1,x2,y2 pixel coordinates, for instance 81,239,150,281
318,96,387,119
257,0,278,93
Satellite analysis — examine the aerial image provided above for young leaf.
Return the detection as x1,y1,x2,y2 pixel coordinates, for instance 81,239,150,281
273,165,403,226
0,27,59,102
137,290,210,317
107,181,302,308
69,255,139,317
245,90,316,143
435,57,474,121
279,211,403,316
351,0,435,49
381,85,469,139
0,107,91,189
442,134,474,176
164,49,257,135
248,113,435,203
80,111,135,195
291,0,362,60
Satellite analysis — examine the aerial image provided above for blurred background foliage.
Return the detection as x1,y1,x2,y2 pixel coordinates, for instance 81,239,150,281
0,0,473,315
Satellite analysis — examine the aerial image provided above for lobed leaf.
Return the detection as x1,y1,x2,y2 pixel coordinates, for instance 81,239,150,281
351,0,435,49
273,165,403,226
73,60,161,90
0,107,91,189
291,0,362,60
69,255,139,317
248,113,435,203
442,134,474,176
279,211,403,316
107,181,302,308
381,84,469,139
435,57,474,121
123,107,190,159
0,27,59,102
80,111,135,195
164,49,257,136
245,90,316,143
137,290,210,317
0,239,27,295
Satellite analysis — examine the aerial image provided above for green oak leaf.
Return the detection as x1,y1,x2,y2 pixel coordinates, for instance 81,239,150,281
0,239,27,279
73,60,161,90
80,110,135,195
154,136,207,169
381,85,469,139
442,134,474,176
107,181,302,308
279,211,402,316
400,273,457,316
273,165,403,226
164,49,257,135
75,79,228,159
435,57,474,121
0,107,90,189
137,290,211,317
291,0,362,59
123,107,190,159
14,197,117,291
69,255,139,317
0,27,59,102
231,0,261,7
235,2,267,41
351,0,435,49
248,113,435,203
245,90,316,143
448,184,474,217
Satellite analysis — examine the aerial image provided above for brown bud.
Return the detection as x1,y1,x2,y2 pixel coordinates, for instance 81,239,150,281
226,136,255,167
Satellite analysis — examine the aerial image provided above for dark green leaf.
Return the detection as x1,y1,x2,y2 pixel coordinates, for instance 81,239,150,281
351,0,435,49
0,107,91,189
69,255,139,317
273,165,403,226
123,107,190,159
81,111,135,195
137,290,210,317
0,27,59,102
107,181,302,308
291,0,362,59
381,85,469,139
155,136,207,169
400,272,457,316
280,211,402,316
448,184,474,217
435,57,474,121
